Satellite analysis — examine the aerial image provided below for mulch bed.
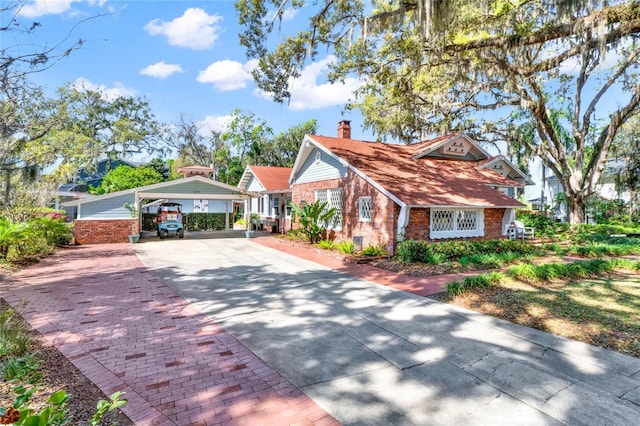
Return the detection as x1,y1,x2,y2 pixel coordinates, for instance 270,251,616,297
0,299,133,425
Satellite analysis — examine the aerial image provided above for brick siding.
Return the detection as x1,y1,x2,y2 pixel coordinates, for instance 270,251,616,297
292,173,508,248
404,207,506,242
74,219,139,244
292,171,398,248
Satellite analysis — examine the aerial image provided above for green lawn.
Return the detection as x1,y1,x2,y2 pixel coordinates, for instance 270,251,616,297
436,271,640,357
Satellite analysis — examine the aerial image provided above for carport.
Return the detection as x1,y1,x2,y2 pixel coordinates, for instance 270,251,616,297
62,176,259,244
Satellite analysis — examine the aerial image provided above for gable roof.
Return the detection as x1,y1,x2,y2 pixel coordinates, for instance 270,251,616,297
238,166,292,193
177,165,216,178
294,134,525,209
477,155,535,185
63,175,259,207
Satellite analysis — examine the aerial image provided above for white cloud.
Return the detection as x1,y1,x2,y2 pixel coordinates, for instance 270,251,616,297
265,7,299,23
198,115,233,135
256,56,363,110
144,8,223,50
140,61,184,79
18,0,106,17
72,77,136,101
19,0,78,17
197,59,258,92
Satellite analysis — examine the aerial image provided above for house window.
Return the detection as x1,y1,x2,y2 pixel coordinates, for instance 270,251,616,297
194,199,208,213
359,196,372,222
285,197,292,217
258,197,265,214
315,188,343,230
430,208,484,239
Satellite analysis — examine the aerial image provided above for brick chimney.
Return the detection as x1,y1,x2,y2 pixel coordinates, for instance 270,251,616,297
337,120,351,139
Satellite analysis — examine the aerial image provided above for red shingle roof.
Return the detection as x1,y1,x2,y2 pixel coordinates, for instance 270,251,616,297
309,135,524,208
248,166,292,192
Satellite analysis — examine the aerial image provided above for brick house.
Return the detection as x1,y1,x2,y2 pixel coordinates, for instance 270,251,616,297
238,165,293,233
289,121,529,249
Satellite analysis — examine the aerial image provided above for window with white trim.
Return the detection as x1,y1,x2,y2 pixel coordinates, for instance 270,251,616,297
193,199,208,213
315,188,343,230
430,208,484,239
359,196,372,222
258,197,265,215
285,197,292,218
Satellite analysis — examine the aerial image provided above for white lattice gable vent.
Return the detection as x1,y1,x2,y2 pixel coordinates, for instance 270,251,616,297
490,160,509,177
440,139,472,156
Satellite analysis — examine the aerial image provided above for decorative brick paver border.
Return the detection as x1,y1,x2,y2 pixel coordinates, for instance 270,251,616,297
1,244,338,426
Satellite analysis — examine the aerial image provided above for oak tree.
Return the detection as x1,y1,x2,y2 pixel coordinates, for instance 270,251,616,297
237,0,640,223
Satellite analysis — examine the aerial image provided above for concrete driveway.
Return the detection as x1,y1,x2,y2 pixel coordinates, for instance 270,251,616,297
134,237,640,425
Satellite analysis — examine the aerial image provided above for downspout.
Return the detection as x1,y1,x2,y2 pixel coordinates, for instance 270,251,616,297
396,204,410,242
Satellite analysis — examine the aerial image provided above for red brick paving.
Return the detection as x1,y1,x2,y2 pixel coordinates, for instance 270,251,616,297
1,244,339,426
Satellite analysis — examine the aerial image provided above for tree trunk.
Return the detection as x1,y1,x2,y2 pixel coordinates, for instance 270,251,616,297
566,194,587,224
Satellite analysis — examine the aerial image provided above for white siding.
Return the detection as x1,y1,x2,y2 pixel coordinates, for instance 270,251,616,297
163,199,228,213
247,175,265,192
293,148,347,184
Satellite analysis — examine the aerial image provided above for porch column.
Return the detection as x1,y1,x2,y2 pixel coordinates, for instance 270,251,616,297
225,200,230,230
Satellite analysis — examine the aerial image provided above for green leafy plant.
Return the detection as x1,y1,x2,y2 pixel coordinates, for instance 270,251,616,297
395,239,540,265
1,386,69,426
0,307,31,357
317,240,336,250
89,392,128,426
2,354,42,383
0,218,25,259
336,240,355,255
446,272,505,296
506,259,632,282
360,244,387,257
289,200,336,243
123,202,138,218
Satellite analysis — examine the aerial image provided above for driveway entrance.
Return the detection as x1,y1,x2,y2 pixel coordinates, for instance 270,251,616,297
133,238,640,425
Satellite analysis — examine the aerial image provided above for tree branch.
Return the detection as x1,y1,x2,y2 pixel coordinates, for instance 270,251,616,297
439,2,640,54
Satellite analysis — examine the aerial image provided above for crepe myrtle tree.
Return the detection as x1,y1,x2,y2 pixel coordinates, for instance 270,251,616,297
237,0,640,223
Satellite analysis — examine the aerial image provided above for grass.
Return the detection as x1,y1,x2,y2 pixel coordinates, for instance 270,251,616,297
437,263,640,357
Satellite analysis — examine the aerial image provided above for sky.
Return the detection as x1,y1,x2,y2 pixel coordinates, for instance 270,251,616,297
5,0,370,149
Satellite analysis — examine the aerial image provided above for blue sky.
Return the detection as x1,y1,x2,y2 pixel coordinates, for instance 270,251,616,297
7,0,369,145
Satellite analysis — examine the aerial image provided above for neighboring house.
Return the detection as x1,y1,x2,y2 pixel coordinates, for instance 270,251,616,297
238,165,293,233
527,158,631,222
75,158,138,189
289,121,528,249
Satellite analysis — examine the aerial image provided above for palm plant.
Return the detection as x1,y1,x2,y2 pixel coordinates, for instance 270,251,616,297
289,200,336,243
0,218,25,259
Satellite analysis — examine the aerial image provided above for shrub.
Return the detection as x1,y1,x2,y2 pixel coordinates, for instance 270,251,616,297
395,238,538,265
395,240,426,264
424,252,445,265
516,212,570,239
